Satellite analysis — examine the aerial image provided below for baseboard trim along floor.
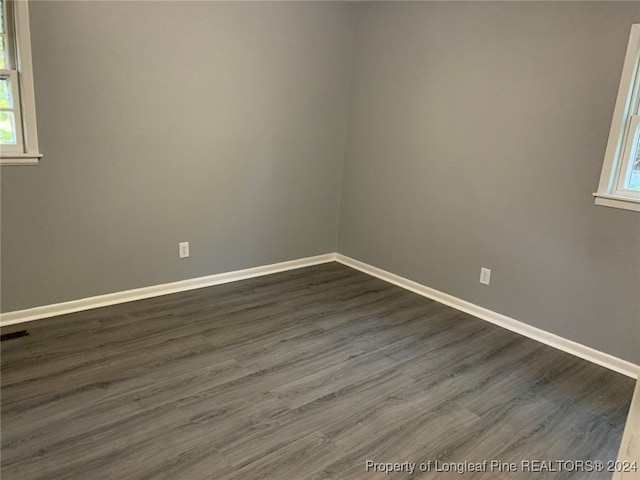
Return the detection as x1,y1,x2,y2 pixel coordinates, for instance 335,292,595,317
0,253,337,327
1,251,638,379
334,254,640,380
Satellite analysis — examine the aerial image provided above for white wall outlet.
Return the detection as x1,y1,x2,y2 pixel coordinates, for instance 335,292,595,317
179,242,190,259
479,267,491,285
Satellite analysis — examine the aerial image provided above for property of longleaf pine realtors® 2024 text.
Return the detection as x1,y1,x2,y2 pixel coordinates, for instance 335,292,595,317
364,460,639,475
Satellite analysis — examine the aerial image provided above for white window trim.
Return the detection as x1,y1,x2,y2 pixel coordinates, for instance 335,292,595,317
594,24,640,213
0,0,41,166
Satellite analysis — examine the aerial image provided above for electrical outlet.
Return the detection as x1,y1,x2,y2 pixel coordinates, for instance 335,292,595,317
479,267,491,286
179,242,190,259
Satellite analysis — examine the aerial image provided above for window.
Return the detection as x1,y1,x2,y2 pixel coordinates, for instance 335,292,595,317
595,24,640,212
0,0,40,165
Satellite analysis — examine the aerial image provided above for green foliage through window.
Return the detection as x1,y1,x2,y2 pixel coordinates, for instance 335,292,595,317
0,110,16,144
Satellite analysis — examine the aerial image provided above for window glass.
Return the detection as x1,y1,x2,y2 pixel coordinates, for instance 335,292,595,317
0,110,16,144
0,36,6,69
0,77,13,108
627,130,640,191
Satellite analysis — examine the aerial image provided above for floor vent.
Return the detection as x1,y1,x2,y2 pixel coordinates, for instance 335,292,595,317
1,330,31,342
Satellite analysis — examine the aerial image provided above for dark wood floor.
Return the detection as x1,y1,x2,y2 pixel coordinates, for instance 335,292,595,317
0,263,635,480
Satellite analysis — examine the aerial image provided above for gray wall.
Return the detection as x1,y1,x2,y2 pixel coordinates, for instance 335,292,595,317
338,1,640,364
1,1,354,312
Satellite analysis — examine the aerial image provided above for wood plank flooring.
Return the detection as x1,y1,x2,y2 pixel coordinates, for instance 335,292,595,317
0,263,635,479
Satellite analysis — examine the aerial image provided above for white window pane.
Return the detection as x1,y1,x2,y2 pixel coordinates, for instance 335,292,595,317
0,77,13,108
0,110,17,144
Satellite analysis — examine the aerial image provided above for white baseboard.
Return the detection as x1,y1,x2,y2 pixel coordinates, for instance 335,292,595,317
336,254,640,379
2,251,637,379
0,253,337,327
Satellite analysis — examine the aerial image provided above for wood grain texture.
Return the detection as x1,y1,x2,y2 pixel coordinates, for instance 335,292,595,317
1,263,635,480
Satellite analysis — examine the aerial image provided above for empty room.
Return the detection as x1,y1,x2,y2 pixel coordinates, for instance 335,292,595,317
1,0,639,479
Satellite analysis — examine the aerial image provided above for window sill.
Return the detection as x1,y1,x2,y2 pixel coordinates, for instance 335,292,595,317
0,153,43,166
593,193,640,212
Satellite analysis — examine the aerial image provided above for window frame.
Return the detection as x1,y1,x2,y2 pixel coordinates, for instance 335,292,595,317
594,24,640,212
0,0,41,166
